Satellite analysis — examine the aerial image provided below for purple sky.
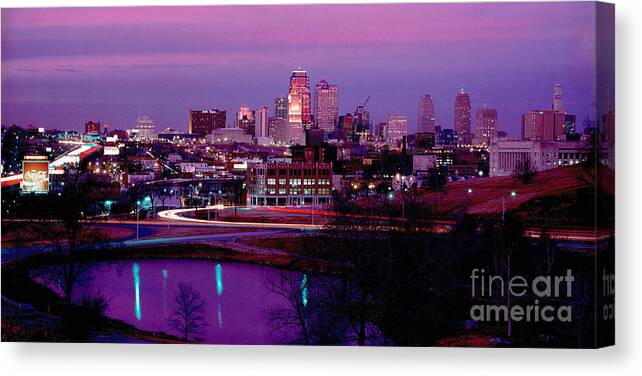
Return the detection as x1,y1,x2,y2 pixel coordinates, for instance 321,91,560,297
1,3,605,136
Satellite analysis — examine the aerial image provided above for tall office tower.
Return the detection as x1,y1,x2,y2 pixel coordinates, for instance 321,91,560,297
384,114,408,147
337,113,354,140
273,97,288,119
521,110,566,140
268,117,288,145
376,122,387,140
553,83,564,112
475,108,498,146
454,87,472,144
236,106,255,136
135,115,156,140
255,106,269,138
314,79,339,133
353,105,370,136
84,121,101,135
417,94,436,133
189,109,226,135
288,69,311,144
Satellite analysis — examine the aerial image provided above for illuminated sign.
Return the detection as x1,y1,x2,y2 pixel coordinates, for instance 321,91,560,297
21,160,50,194
104,146,120,156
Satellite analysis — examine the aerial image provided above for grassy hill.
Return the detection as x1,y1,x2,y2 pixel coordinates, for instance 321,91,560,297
419,164,614,227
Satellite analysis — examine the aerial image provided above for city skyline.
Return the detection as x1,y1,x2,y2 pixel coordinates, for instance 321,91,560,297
1,3,608,136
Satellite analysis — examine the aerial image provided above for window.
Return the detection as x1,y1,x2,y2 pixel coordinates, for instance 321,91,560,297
279,178,286,185
267,178,276,185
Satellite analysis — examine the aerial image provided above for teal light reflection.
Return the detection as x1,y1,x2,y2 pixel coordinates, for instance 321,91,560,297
215,264,223,328
162,269,168,319
133,262,142,321
300,274,308,307
215,264,223,296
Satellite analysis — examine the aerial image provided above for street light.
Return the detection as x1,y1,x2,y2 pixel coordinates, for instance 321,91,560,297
136,200,141,241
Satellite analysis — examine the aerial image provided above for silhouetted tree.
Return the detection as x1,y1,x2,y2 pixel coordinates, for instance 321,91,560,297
513,156,538,184
168,282,207,341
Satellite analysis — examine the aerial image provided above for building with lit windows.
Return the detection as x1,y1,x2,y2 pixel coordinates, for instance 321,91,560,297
489,139,614,177
417,94,436,133
314,79,339,133
384,114,408,147
246,160,333,206
133,115,156,140
287,69,312,145
189,109,226,135
474,108,498,146
454,87,472,144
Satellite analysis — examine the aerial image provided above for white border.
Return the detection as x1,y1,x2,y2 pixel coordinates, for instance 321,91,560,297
1,1,640,375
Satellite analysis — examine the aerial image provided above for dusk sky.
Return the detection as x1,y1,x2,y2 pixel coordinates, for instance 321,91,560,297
1,3,602,136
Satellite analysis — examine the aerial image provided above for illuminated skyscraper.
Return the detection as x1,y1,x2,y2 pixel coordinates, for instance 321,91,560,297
288,69,311,145
236,106,255,136
417,94,436,133
134,115,156,140
314,79,339,133
255,106,268,138
384,114,408,147
475,108,498,146
273,97,288,120
454,87,472,144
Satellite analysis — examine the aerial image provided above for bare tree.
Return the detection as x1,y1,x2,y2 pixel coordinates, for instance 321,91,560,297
513,156,538,184
30,172,110,306
168,282,207,341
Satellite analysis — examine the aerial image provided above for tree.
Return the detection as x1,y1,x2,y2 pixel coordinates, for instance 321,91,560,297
30,172,110,306
168,282,207,341
513,156,538,184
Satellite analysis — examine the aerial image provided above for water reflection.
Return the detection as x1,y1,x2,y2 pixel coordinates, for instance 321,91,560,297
215,263,223,328
132,262,142,321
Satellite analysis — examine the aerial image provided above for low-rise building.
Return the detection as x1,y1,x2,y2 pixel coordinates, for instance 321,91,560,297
246,161,333,206
489,139,614,177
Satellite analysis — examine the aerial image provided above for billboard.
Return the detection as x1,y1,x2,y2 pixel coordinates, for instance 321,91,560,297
21,160,50,194
104,146,120,156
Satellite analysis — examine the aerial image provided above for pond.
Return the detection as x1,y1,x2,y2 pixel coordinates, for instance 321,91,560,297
41,259,308,344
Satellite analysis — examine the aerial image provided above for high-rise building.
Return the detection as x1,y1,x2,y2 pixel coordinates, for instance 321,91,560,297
338,113,353,141
189,109,226,135
417,95,436,133
553,83,564,112
314,80,339,133
521,110,566,140
353,105,370,137
84,121,101,135
288,69,312,145
454,87,472,144
236,106,255,136
255,107,268,138
273,97,288,120
384,114,408,147
134,115,156,140
268,117,288,145
522,84,575,141
475,108,498,146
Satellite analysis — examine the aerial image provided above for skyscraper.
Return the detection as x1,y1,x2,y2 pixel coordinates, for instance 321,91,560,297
417,94,436,133
553,83,563,112
475,108,498,146
255,106,268,138
314,79,339,133
384,114,408,147
135,115,156,140
189,109,226,135
287,69,312,145
353,105,370,137
454,87,472,144
236,106,255,136
273,97,288,120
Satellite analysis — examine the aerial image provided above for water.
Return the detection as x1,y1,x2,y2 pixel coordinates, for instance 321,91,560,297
45,259,303,344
